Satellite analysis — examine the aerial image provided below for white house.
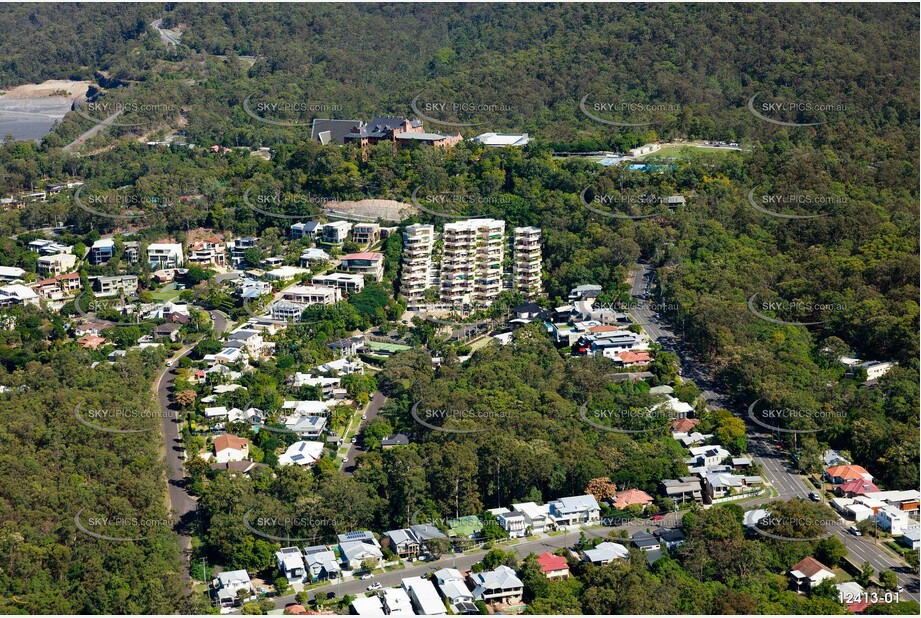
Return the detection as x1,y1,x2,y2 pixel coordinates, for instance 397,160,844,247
511,502,554,534
583,541,629,565
213,434,250,463
403,575,448,616
275,547,306,584
789,556,836,592
212,569,256,608
548,494,601,527
467,565,524,606
0,284,39,307
433,568,474,612
877,505,911,535
278,441,324,467
147,243,184,268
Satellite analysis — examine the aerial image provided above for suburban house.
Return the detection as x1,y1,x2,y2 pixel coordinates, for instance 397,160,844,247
876,505,911,535
89,238,116,265
704,473,764,500
836,478,880,497
825,465,874,485
611,489,654,511
447,516,484,541
662,478,704,504
0,265,26,283
433,568,475,613
900,526,920,550
337,531,383,571
339,252,385,281
277,441,324,467
37,253,77,277
467,565,524,606
225,329,265,357
536,553,570,580
402,575,448,616
275,547,307,584
0,284,39,307
92,274,139,297
321,221,352,244
188,238,226,266
381,433,410,449
227,237,258,266
303,546,341,581
352,223,381,245
313,272,365,294
631,531,660,553
380,587,415,615
213,434,250,463
488,508,527,538
290,221,322,240
281,284,341,306
152,322,183,342
789,556,836,592
583,541,629,565
211,569,256,608
654,527,687,551
511,502,554,534
147,242,184,268
383,528,422,560
548,494,601,527
299,247,330,266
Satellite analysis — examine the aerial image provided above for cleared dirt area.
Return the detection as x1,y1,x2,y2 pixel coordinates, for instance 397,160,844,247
324,198,418,222
0,80,90,100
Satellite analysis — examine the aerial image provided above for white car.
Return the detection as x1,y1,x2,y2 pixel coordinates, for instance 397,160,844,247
361,414,367,420
360,574,372,580
366,582,381,591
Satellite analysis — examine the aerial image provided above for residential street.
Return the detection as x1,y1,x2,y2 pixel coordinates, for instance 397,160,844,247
341,392,388,475
632,263,920,603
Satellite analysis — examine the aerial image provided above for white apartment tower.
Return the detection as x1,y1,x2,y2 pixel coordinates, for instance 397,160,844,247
440,218,505,307
401,224,436,307
513,226,542,298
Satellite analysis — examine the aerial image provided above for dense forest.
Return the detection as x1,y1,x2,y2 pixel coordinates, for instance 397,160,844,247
0,307,193,614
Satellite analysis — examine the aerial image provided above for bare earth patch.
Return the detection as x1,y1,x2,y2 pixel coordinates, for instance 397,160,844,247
324,199,418,223
0,80,90,100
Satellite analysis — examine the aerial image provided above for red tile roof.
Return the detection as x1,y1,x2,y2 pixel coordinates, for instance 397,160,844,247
536,552,569,573
839,479,879,495
612,489,654,509
616,351,652,363
214,434,250,453
826,465,872,481
671,418,700,432
790,556,833,579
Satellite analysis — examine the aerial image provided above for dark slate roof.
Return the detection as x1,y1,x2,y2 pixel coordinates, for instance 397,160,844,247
311,119,365,145
382,433,410,447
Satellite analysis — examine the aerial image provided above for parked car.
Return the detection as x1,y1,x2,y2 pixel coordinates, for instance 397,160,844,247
367,582,382,591
360,574,372,580
809,492,820,501
652,514,665,521
350,437,357,444
848,526,862,536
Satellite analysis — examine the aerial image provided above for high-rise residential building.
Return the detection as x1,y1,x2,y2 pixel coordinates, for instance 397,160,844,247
513,226,542,299
440,218,505,307
400,224,435,307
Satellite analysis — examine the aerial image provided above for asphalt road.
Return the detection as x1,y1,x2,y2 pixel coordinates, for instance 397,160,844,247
341,392,388,475
632,263,920,603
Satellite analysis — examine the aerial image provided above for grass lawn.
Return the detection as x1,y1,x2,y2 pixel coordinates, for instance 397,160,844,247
150,284,180,301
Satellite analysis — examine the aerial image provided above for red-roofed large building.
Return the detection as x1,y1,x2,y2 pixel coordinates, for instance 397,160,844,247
611,489,654,511
339,252,384,281
788,556,835,591
825,464,873,485
77,334,106,349
536,552,570,581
